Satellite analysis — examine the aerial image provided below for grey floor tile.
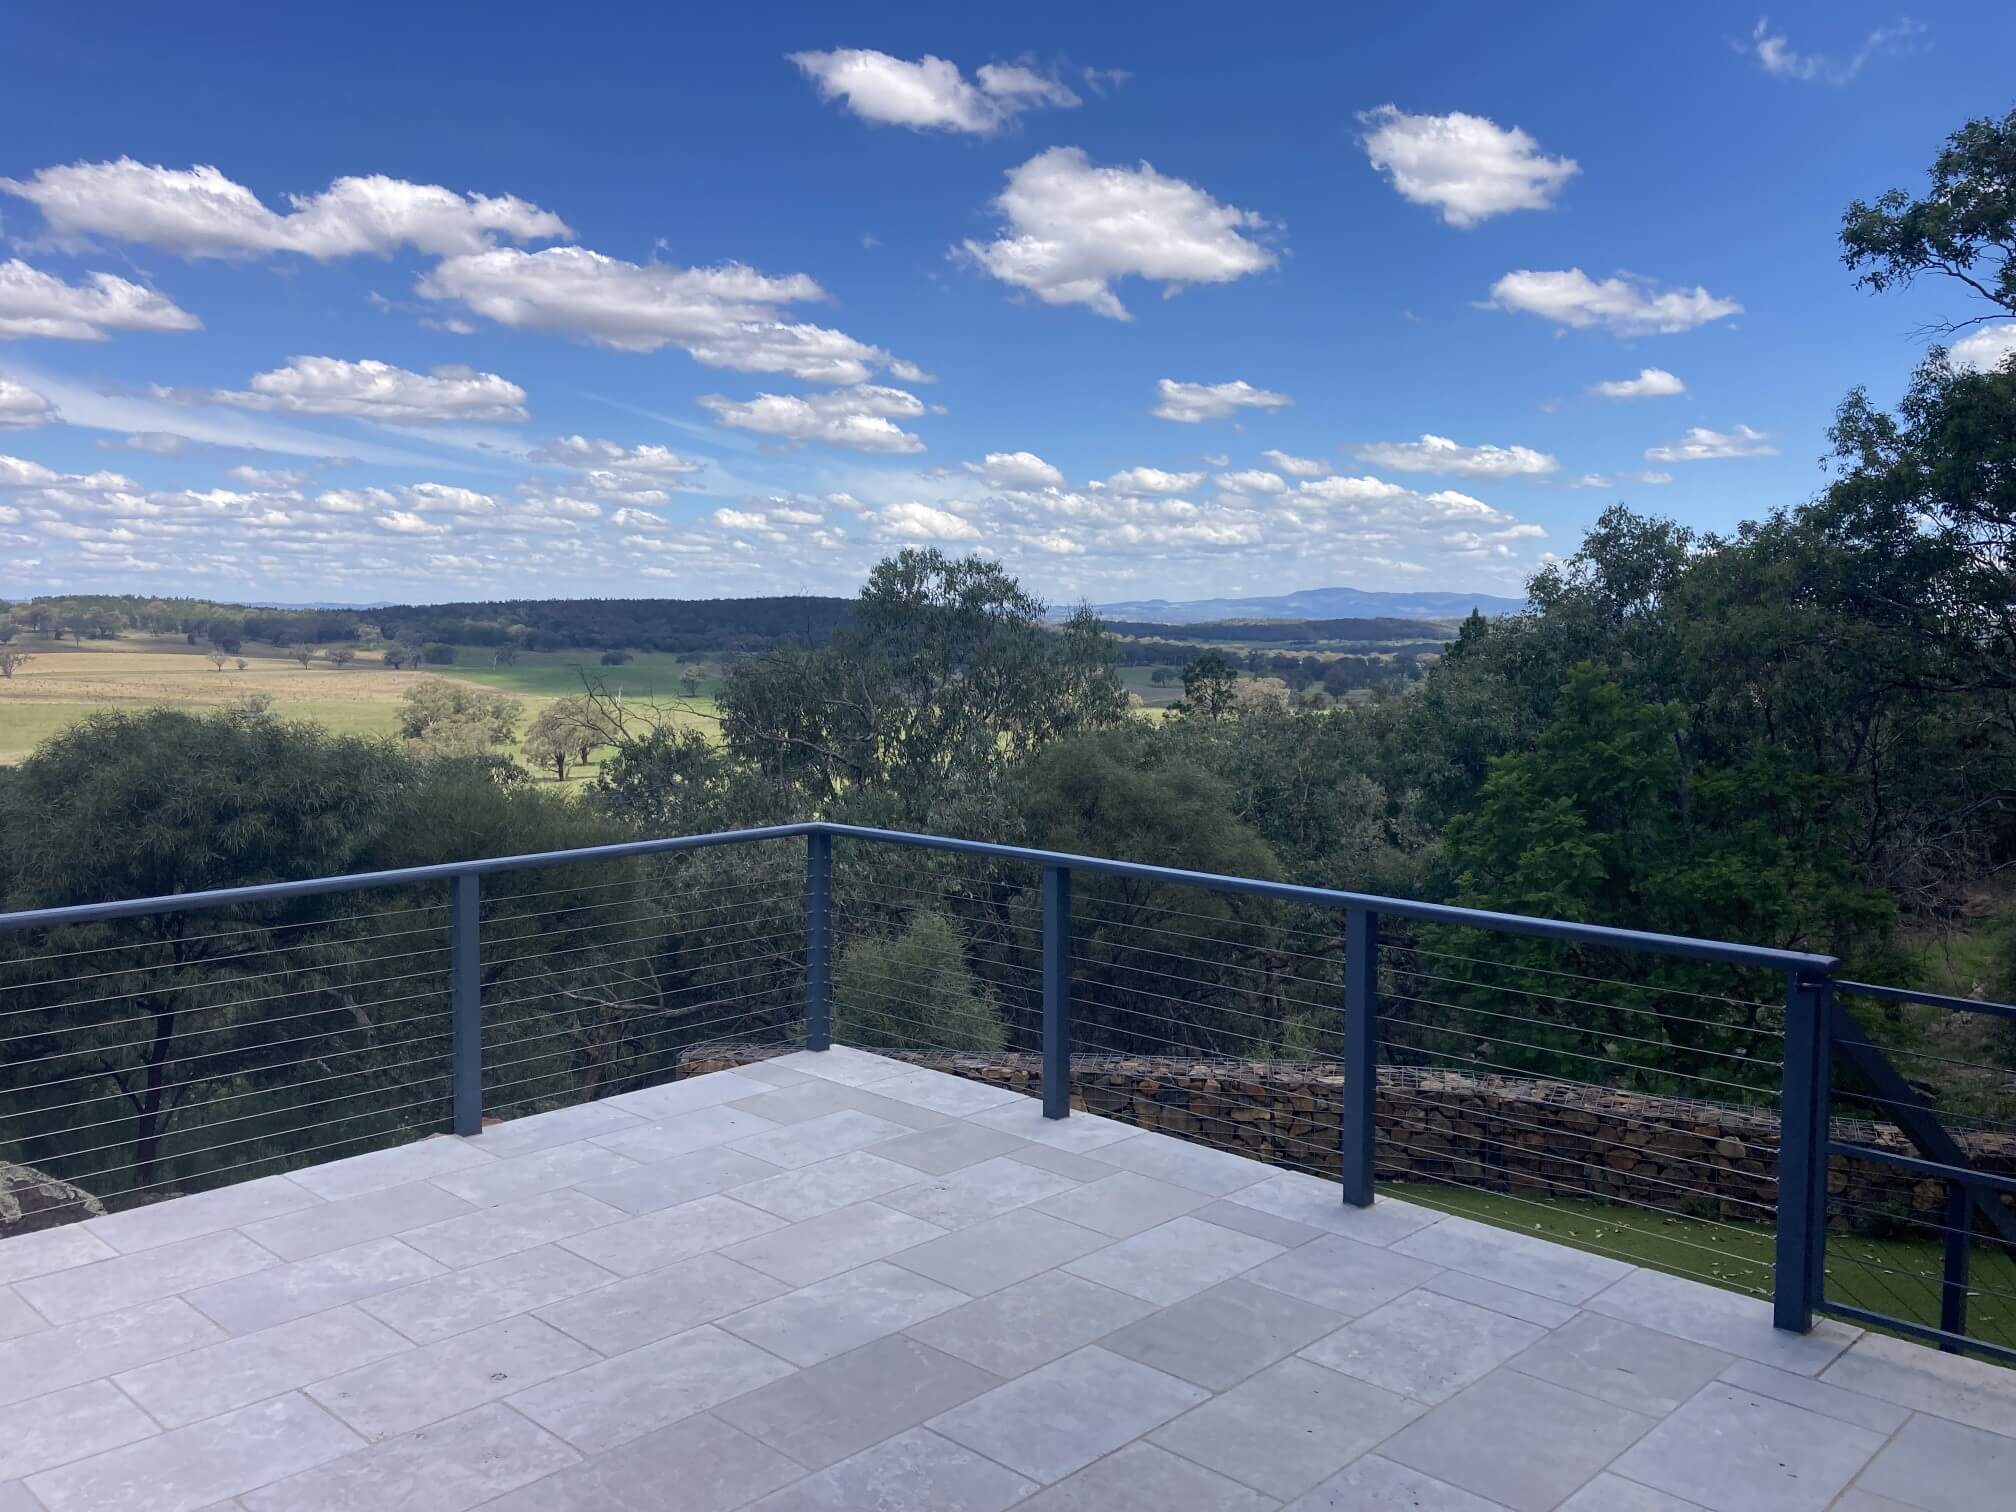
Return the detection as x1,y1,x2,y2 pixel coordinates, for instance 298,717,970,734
0,1484,40,1511
1555,1473,1710,1511
508,1322,794,1454
602,1068,778,1120
240,1400,578,1512
969,1099,1146,1152
428,1139,641,1208
721,1260,970,1366
1830,1491,1927,1512
867,1066,1027,1116
871,1121,1029,1175
730,1150,924,1222
731,1058,819,1088
1284,1454,1511,1511
879,1154,1080,1229
535,1250,784,1355
1846,1412,2016,1512
573,1145,782,1215
0,1223,116,1285
26,1394,363,1512
1609,1381,1882,1512
929,1344,1209,1483
1507,1311,1730,1417
1192,1196,1327,1249
1033,1171,1210,1237
729,1076,946,1131
399,1189,623,1270
0,1285,46,1341
765,1047,912,1089
731,1109,914,1169
1380,1369,1655,1512
286,1136,495,1203
465,1100,645,1160
358,1244,617,1345
1102,1277,1345,1389
1149,1357,1422,1500
590,1104,780,1164
240,1179,474,1261
1302,1289,1544,1405
748,1425,1035,1512
1091,1129,1277,1196
1021,1441,1279,1511
1064,1214,1283,1305
186,1237,444,1334
85,1175,321,1255
0,1296,224,1406
1221,1174,1442,1245
1819,1330,2016,1435
307,1314,597,1441
1715,1358,1909,1434
490,1412,802,1512
0,1378,158,1481
1007,1143,1123,1183
892,1208,1107,1295
556,1192,783,1276
1586,1268,1857,1377
115,1304,410,1427
724,1200,944,1286
1394,1216,1633,1306
715,1333,999,1469
18,1229,275,1324
1244,1231,1440,1317
1418,1268,1578,1329
906,1269,1158,1377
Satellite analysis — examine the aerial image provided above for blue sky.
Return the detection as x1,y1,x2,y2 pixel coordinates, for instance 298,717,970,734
2,3,2012,607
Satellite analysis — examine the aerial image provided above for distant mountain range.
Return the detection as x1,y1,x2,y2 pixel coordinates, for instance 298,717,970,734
1082,586,1527,624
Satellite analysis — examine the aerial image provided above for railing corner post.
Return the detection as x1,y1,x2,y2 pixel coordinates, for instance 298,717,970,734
450,871,482,1137
1342,904,1378,1207
1774,969,1832,1333
1042,864,1072,1119
805,830,832,1052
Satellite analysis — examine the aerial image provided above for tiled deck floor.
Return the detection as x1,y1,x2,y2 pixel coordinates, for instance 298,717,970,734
3,1047,2013,1511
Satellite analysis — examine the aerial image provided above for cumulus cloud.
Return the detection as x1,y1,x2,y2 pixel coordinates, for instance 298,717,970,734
1295,474,1410,504
1744,16,1923,85
968,450,1065,489
1359,106,1578,227
0,378,57,429
1352,434,1558,478
1216,469,1288,495
875,501,981,540
699,385,930,453
1951,324,2016,374
1261,448,1331,478
1643,424,1776,462
227,465,305,489
962,147,1275,319
1152,378,1292,423
0,258,200,340
0,453,135,490
1590,367,1686,399
1105,466,1204,495
198,356,529,423
0,159,570,259
788,49,1079,134
1488,269,1742,336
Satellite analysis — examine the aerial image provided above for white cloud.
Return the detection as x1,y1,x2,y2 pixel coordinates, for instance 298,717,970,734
529,435,702,497
1217,469,1288,495
202,356,529,423
0,258,200,340
788,49,1078,134
1644,424,1776,462
227,465,305,488
1489,269,1742,336
1352,434,1558,478
962,147,1275,319
1590,367,1686,399
1745,16,1923,85
1296,474,1410,504
98,431,190,454
968,450,1065,489
699,385,929,453
1262,448,1331,478
316,487,399,514
1152,378,1292,423
0,159,570,259
374,509,445,535
0,453,133,490
1105,466,1204,495
876,501,980,540
1951,324,2016,374
0,378,56,429
1359,105,1578,227
404,482,496,515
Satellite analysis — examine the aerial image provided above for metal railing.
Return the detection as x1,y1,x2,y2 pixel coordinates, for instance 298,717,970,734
3,820,2010,1363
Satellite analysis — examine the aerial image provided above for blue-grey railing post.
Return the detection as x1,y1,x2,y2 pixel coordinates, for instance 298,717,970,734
805,829,832,1052
1774,970,1832,1332
450,872,482,1136
1341,905,1378,1206
1939,1180,1971,1349
1042,864,1072,1119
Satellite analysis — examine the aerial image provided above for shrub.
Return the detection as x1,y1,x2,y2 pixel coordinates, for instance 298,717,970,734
833,908,1005,1052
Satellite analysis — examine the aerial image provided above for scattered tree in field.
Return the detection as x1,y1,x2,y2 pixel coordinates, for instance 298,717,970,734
355,623,384,648
679,671,702,698
207,649,230,672
234,657,248,671
421,642,457,666
396,678,524,759
491,643,520,667
382,642,423,671
600,649,632,666
325,647,357,669
0,648,30,679
1176,649,1240,719
289,645,316,668
0,624,16,644
522,701,592,780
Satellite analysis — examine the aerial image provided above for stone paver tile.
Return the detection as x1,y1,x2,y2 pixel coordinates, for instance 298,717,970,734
116,1304,410,1427
0,1379,158,1481
717,1333,1000,1469
359,1243,616,1345
489,1412,801,1512
1032,1171,1209,1237
724,1199,943,1286
0,1484,40,1511
1830,1491,1926,1512
1302,1289,1544,1405
398,1189,622,1270
1381,1370,1656,1512
1419,1268,1578,1330
891,1208,1106,1296
601,1068,777,1120
1553,1472,1704,1511
428,1139,640,1208
1587,1268,1857,1376
536,1251,784,1356
1006,1143,1122,1183
1192,1196,1326,1249
18,1229,274,1324
589,1104,779,1164
1394,1215,1633,1306
729,1076,948,1132
864,1066,1028,1116
879,1154,1079,1230
1092,1130,1277,1196
1021,1441,1279,1511
1610,1381,1882,1512
85,1175,320,1255
186,1236,444,1334
1064,1214,1283,1305
871,1121,1028,1175
1507,1311,1730,1417
929,1344,1208,1483
748,1426,1034,1512
1103,1277,1345,1389
1819,1329,2016,1435
0,1285,45,1341
1244,1231,1440,1317
286,1135,494,1203
508,1322,794,1455
1223,1172,1442,1245
731,1109,913,1169
721,1260,969,1366
240,1179,474,1261
1285,1454,1511,1511
730,1150,923,1222
1717,1357,1910,1434
1853,1412,2016,1512
764,1047,912,1089
240,1400,578,1512
0,1296,224,1406
306,1314,596,1441
968,1099,1146,1152
465,1099,645,1160
556,1192,782,1276
26,1394,363,1512
730,1058,818,1088
906,1269,1157,1377
0,1223,116,1285
573,1145,781,1216
1149,1356,1422,1500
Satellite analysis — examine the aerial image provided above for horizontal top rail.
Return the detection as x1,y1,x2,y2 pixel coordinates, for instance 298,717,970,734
1837,979,2016,1024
